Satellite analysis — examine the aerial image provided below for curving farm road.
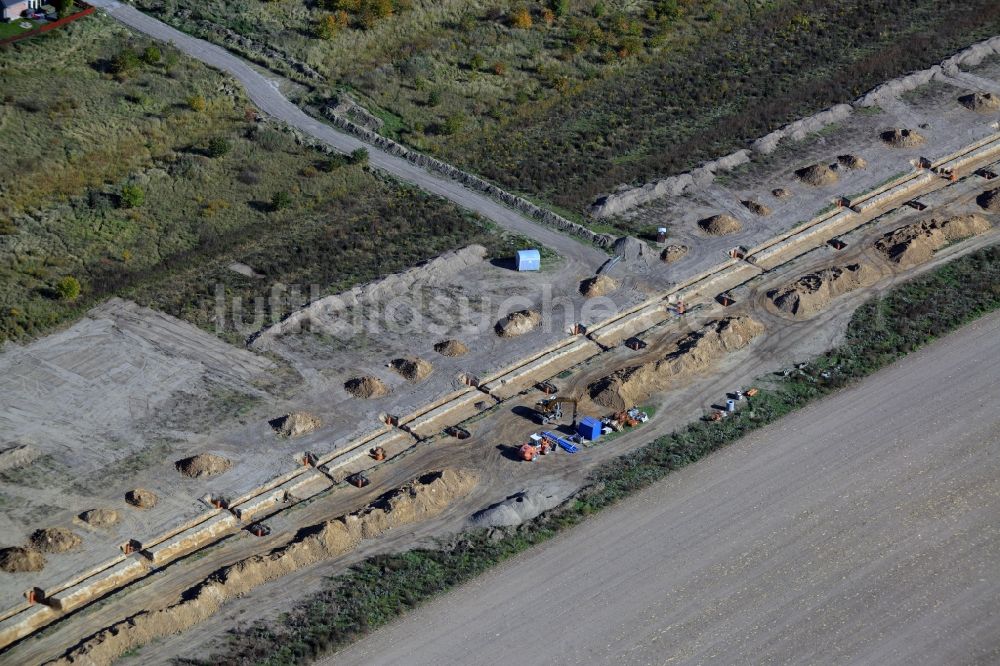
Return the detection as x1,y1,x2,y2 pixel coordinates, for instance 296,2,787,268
88,0,606,270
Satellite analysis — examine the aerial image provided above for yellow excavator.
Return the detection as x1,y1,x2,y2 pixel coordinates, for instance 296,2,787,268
535,397,578,425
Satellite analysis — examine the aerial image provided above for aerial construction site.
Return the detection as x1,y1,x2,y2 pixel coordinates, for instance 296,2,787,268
2,6,1000,665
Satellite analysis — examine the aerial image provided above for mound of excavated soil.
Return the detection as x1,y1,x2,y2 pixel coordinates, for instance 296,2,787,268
612,236,654,263
125,488,157,509
388,357,433,382
472,486,570,527
79,509,120,528
270,412,321,438
838,154,867,169
175,453,232,479
0,547,45,573
661,244,688,263
589,316,764,411
772,188,791,199
698,214,742,235
741,199,771,216
495,309,542,338
768,263,879,318
958,92,1000,113
978,187,1000,212
29,527,81,553
880,128,925,148
580,274,618,298
345,376,390,399
874,214,992,268
433,339,468,357
796,163,839,186
54,469,479,666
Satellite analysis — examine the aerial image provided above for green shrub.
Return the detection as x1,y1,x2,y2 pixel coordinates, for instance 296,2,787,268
119,184,145,209
206,137,231,158
349,147,369,167
109,49,140,75
271,191,293,211
55,276,81,301
142,46,161,64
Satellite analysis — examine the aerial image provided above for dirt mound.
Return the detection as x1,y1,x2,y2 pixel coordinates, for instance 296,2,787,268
795,163,839,186
433,339,468,357
175,453,232,478
79,509,120,528
772,188,791,199
344,376,390,399
874,214,993,268
580,274,619,298
838,154,867,169
495,309,542,338
388,357,434,382
661,244,688,263
741,199,771,216
472,485,571,527
977,187,1000,212
29,527,81,553
0,444,39,472
880,128,925,148
125,488,157,509
698,214,742,235
768,263,879,318
0,547,45,573
270,412,321,438
958,92,1000,113
612,236,654,263
589,316,764,411
52,469,478,666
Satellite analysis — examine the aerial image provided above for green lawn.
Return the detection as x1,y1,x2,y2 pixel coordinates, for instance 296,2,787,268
0,17,42,40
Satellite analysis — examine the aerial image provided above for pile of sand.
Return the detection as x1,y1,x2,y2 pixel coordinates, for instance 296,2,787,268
874,214,992,268
772,188,791,199
958,92,1000,113
495,310,542,337
880,128,925,148
175,453,232,479
698,214,742,235
125,488,157,509
0,547,45,573
741,199,771,216
79,509,120,528
580,274,619,297
838,154,867,169
796,163,839,186
661,244,688,263
589,316,764,410
270,412,322,438
388,357,433,382
768,263,879,318
978,187,1000,212
53,469,479,666
344,376,390,399
29,527,81,553
433,339,469,357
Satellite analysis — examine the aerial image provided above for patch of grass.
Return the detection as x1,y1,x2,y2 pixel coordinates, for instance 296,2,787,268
195,243,1000,666
0,17,498,343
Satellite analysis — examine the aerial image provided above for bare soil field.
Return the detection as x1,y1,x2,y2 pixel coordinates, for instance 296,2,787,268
331,309,1000,666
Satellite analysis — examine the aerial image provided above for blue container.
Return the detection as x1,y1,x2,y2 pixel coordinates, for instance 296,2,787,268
577,416,602,441
516,249,541,271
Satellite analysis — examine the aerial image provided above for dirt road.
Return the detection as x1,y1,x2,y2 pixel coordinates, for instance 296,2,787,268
331,311,1000,665
86,0,605,271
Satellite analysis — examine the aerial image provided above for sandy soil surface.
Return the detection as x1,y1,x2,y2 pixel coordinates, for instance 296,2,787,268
331,310,1000,666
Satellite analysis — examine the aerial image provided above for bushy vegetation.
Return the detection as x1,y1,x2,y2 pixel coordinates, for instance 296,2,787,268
194,244,1000,665
135,0,1000,216
0,17,498,343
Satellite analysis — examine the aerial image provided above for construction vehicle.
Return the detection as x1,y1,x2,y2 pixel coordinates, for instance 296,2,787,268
535,398,578,425
347,472,370,488
519,434,554,461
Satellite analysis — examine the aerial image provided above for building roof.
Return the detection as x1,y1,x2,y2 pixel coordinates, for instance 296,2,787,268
1,0,28,8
